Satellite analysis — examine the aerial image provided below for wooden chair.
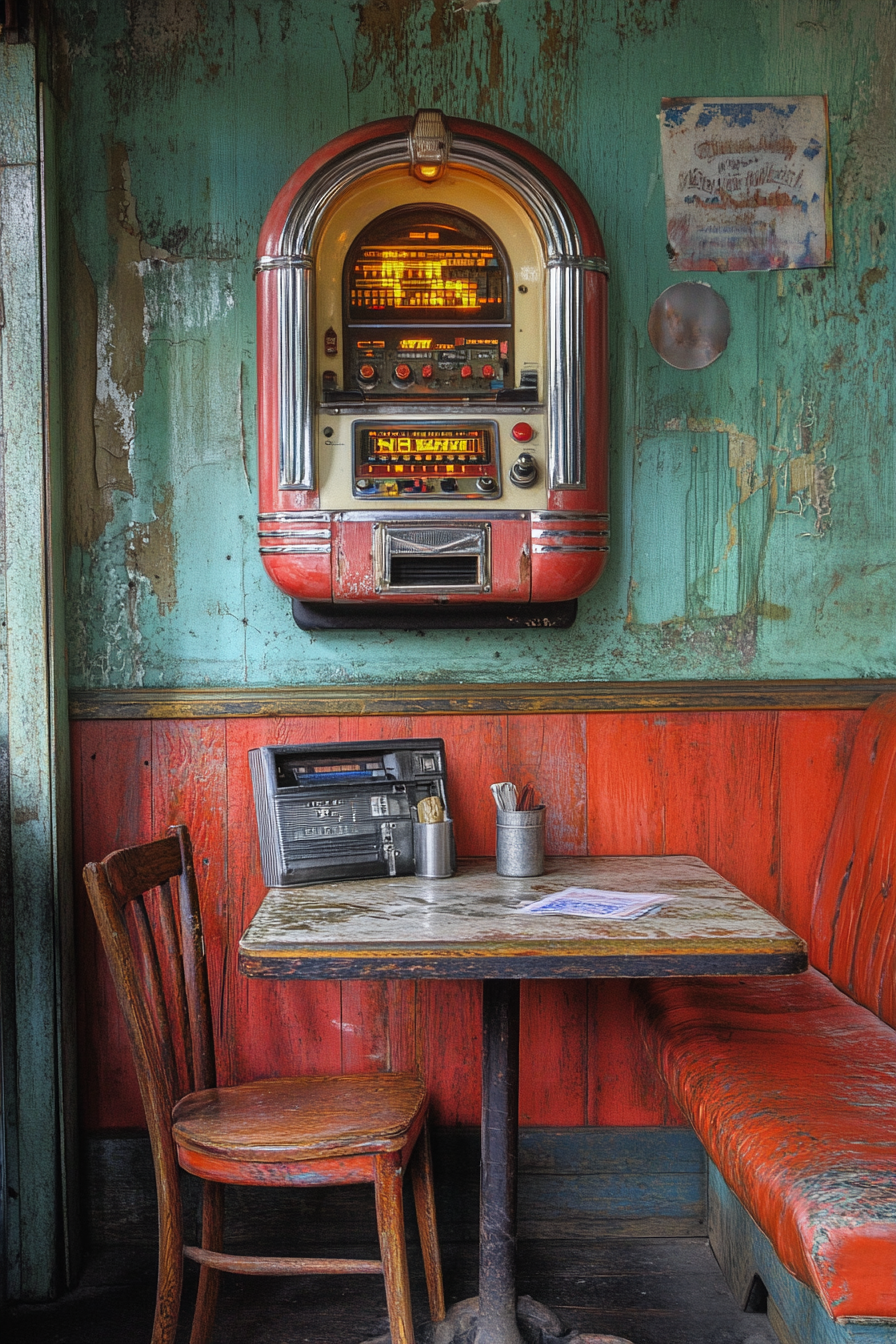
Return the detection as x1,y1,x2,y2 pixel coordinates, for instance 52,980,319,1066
83,824,445,1344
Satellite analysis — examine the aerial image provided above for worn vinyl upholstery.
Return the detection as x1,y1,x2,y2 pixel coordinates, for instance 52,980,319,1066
633,695,896,1321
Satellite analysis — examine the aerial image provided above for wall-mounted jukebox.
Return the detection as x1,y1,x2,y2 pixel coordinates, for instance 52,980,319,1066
255,110,609,628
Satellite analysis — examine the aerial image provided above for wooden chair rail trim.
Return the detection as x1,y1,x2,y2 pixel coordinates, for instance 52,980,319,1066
68,676,896,719
183,1247,384,1275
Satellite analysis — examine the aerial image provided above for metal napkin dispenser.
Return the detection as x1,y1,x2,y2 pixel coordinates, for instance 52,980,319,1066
249,738,449,886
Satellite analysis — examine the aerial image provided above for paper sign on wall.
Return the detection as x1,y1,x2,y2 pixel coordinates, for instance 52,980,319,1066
659,96,833,272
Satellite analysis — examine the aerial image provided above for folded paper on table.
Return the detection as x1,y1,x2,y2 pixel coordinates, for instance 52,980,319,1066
521,887,676,919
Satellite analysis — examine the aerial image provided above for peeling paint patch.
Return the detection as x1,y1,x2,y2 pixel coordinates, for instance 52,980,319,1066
784,398,836,535
126,484,177,616
837,13,896,208
95,142,148,495
93,142,182,502
858,265,887,308
63,233,112,552
536,0,585,136
353,0,430,93
615,0,681,42
728,433,760,504
756,601,790,621
122,0,219,83
787,454,835,534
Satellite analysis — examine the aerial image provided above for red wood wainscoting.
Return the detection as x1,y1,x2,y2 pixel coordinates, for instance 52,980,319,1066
71,709,861,1134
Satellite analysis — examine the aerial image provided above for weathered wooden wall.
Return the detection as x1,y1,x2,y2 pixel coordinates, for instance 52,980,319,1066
53,0,896,689
72,707,860,1132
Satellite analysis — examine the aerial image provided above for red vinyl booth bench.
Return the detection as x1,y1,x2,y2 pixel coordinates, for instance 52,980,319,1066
632,695,896,1344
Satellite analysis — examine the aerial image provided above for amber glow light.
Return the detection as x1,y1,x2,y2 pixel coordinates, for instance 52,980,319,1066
350,245,498,312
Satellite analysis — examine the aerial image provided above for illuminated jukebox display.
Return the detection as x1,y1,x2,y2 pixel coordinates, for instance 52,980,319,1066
255,110,609,622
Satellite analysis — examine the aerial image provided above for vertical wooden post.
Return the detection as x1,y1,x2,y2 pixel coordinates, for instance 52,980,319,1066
0,44,74,1301
478,978,522,1344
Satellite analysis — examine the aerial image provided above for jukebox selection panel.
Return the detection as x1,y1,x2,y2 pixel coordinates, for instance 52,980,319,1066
343,208,514,397
351,333,511,396
353,421,497,499
317,411,545,506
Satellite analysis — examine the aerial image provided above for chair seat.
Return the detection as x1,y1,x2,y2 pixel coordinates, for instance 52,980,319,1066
173,1072,427,1163
633,970,896,1320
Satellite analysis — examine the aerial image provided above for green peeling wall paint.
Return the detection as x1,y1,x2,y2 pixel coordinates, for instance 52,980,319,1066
54,0,895,688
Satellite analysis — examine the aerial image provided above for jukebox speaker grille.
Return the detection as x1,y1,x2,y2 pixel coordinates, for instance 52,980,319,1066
375,523,490,593
390,555,480,587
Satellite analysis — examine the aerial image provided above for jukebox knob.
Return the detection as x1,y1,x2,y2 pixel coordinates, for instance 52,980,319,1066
482,364,496,379
393,363,414,387
421,364,434,380
509,453,538,488
460,364,473,379
476,476,497,494
358,363,378,387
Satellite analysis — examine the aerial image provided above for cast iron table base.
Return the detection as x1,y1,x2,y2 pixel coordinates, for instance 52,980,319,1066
400,981,631,1344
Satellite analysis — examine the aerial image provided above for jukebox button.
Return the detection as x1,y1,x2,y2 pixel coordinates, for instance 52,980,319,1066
358,364,378,386
393,363,414,386
421,364,434,380
511,422,534,442
460,364,473,379
476,476,497,493
482,364,496,379
440,479,458,493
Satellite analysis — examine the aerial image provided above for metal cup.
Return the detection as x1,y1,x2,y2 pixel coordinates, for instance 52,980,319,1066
413,819,456,879
496,805,546,877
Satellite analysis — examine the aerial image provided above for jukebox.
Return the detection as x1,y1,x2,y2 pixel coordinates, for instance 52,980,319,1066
255,110,609,628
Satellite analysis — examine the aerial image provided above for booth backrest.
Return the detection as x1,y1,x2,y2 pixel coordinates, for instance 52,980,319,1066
810,693,896,1028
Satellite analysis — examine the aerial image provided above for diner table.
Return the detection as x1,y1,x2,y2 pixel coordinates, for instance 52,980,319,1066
239,855,807,1344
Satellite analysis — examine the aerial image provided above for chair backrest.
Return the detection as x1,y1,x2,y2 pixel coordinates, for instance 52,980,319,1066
83,825,216,1144
811,694,896,1028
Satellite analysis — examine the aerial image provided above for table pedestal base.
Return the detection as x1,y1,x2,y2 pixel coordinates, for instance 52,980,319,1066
362,1296,634,1344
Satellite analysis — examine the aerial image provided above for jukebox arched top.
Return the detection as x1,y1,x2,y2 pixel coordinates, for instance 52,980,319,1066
255,111,609,617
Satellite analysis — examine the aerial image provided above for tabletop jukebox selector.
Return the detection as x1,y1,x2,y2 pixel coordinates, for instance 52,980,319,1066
249,739,450,887
255,110,609,624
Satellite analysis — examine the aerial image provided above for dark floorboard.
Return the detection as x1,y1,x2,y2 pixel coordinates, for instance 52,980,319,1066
6,1238,778,1344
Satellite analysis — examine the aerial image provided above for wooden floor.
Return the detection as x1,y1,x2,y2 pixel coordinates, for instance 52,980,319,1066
8,1237,778,1344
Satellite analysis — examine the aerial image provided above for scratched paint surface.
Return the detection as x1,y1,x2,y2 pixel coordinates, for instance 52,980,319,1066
54,0,896,688
240,855,803,958
636,970,896,1318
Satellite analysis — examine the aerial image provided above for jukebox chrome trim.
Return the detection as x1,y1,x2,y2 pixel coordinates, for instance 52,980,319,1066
267,128,609,494
254,254,313,273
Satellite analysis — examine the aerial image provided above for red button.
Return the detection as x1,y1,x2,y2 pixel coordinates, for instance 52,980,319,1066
395,363,412,381
421,364,434,379
482,364,495,379
359,364,376,380
512,422,534,442
461,364,473,378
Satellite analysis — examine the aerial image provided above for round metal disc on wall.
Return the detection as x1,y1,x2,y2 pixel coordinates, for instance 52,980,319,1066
648,282,731,370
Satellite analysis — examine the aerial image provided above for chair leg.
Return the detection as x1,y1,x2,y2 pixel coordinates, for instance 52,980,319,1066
189,1181,224,1344
410,1122,445,1323
153,1156,185,1344
374,1151,416,1344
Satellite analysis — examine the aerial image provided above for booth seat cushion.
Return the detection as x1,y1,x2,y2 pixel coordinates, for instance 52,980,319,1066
633,969,896,1321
